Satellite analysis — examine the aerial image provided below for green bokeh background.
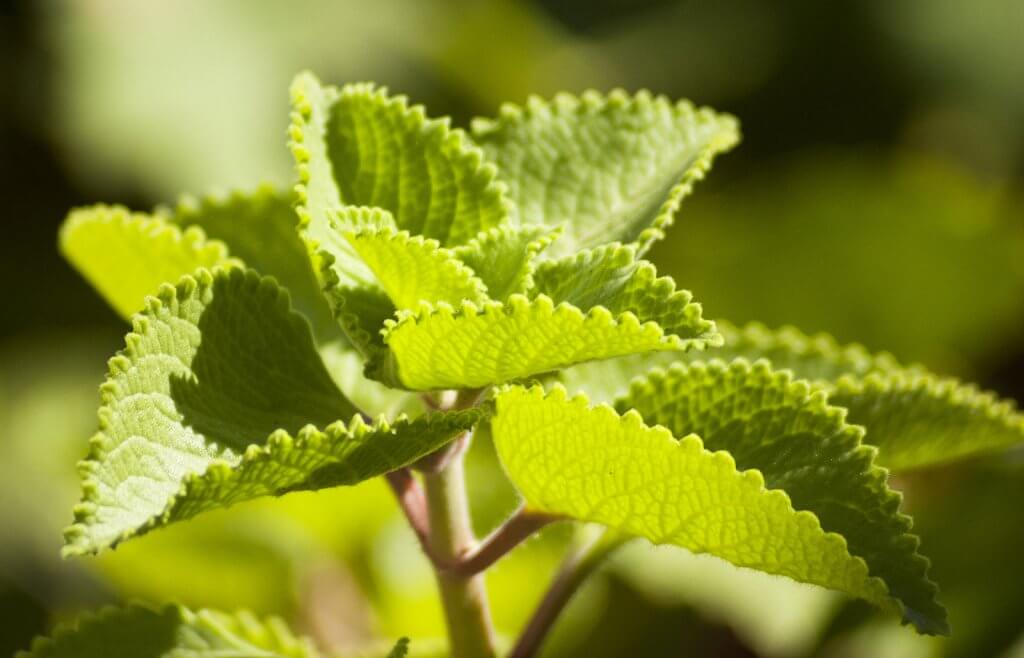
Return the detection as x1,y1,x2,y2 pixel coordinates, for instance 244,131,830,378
2,1,1023,656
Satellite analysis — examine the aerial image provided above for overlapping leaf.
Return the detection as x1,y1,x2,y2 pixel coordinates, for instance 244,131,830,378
453,224,560,300
491,384,898,624
472,90,739,254
167,185,343,344
60,205,236,318
64,268,476,555
18,603,316,658
289,72,511,248
618,360,946,633
370,294,716,391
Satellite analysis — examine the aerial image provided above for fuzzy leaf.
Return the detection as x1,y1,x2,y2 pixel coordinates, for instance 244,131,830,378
472,90,739,254
531,243,716,341
167,185,343,345
60,205,236,318
64,268,474,555
289,72,510,248
372,295,717,390
619,360,946,634
18,603,316,658
453,224,560,300
491,384,897,623
344,224,488,309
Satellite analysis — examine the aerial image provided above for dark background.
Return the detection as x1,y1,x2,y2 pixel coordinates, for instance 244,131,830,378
2,1,1023,657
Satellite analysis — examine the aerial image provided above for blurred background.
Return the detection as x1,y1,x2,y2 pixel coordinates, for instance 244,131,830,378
2,0,1023,656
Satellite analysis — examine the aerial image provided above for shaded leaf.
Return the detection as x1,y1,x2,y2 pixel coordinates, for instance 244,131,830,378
453,224,561,300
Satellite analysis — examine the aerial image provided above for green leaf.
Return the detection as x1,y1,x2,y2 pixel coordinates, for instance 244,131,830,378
64,268,476,554
371,294,715,390
385,638,410,658
491,384,897,624
689,323,1024,471
344,224,488,309
452,224,561,300
289,72,511,248
531,243,717,341
59,205,236,318
830,373,1024,472
18,603,316,658
167,185,343,345
618,360,946,634
471,90,739,254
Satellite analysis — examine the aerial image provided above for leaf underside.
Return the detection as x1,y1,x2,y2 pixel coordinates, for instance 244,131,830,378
60,205,235,318
63,268,475,555
472,90,740,255
491,384,896,619
18,603,316,658
618,359,946,633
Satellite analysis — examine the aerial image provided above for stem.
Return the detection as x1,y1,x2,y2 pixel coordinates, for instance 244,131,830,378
423,442,497,658
509,530,627,658
385,468,431,549
443,507,560,577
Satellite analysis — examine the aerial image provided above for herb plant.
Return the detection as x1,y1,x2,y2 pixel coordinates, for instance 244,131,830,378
27,72,1024,658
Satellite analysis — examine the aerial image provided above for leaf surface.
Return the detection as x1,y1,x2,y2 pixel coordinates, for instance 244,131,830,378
289,72,510,247
19,604,315,658
619,360,946,633
168,185,342,344
372,295,715,390
491,384,896,622
60,206,235,318
472,90,739,254
64,268,475,554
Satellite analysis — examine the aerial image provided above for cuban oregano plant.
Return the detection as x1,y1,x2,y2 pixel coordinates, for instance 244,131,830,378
31,72,1024,658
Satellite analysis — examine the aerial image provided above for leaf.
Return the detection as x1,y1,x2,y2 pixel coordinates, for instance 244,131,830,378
830,373,1024,472
344,224,488,309
59,205,236,318
452,224,561,300
289,72,511,248
167,185,343,345
63,268,477,554
471,90,739,254
385,637,410,658
531,243,717,341
491,384,897,624
689,323,1024,471
371,295,714,391
618,360,947,634
18,603,316,658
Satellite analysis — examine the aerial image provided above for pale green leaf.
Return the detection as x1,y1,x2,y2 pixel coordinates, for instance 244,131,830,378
18,603,316,658
619,360,946,634
344,224,488,309
289,72,511,248
167,185,343,345
371,295,714,390
452,224,561,300
471,90,739,254
491,384,897,624
531,243,716,340
64,268,475,554
59,205,236,318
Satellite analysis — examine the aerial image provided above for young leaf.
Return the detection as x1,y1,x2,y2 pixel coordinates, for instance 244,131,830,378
60,205,236,318
452,224,561,300
531,243,716,340
491,384,897,623
344,225,488,309
168,185,343,345
19,603,316,658
619,360,946,634
371,295,716,390
471,90,739,254
63,268,476,554
289,72,510,248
